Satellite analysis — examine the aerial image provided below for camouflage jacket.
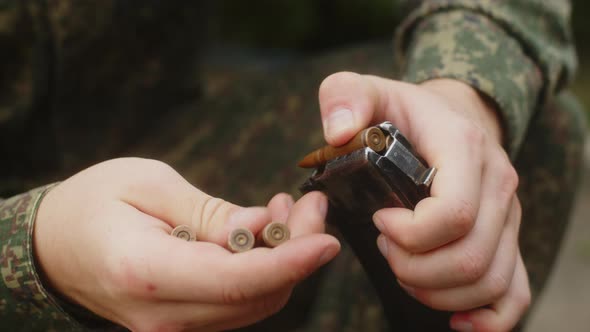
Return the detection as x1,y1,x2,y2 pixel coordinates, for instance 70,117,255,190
0,0,579,331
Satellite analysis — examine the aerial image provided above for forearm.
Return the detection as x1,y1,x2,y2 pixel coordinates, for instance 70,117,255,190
396,0,576,157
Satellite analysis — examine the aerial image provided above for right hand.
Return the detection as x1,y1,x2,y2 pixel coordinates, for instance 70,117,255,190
318,72,529,332
34,157,340,332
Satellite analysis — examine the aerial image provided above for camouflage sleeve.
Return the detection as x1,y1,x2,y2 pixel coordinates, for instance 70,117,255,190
395,0,577,157
0,185,113,331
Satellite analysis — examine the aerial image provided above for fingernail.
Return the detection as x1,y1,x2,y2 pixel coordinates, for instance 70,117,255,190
377,235,388,257
324,108,354,141
450,320,473,332
318,245,338,266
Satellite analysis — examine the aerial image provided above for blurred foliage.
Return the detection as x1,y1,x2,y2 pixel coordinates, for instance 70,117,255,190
211,0,588,54
209,0,400,51
572,0,590,121
571,65,590,122
572,0,590,54
211,0,589,120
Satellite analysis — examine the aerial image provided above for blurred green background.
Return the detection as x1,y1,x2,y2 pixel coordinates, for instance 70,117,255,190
208,0,590,121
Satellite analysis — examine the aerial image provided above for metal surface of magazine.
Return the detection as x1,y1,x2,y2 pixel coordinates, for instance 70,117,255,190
300,121,451,330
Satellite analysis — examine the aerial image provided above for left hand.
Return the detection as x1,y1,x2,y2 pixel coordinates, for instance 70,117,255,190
317,72,531,332
34,158,340,331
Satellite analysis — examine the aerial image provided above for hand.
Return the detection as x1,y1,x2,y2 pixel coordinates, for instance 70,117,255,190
34,158,340,332
318,72,530,332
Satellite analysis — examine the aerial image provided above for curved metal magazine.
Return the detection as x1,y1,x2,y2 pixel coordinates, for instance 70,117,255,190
300,122,451,330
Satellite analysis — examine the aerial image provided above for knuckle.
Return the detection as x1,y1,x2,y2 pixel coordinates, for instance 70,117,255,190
144,159,176,177
114,157,171,172
450,200,477,236
132,158,178,187
397,231,422,253
220,281,249,305
484,272,511,301
390,256,414,285
108,158,181,198
497,164,519,200
515,286,532,312
460,121,486,147
456,120,486,166
197,196,229,230
259,296,288,318
271,192,293,205
457,248,487,282
288,263,312,284
415,292,444,311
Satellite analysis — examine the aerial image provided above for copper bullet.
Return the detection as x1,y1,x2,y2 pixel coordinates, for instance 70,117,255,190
171,225,195,241
258,222,290,248
298,126,386,168
228,228,255,253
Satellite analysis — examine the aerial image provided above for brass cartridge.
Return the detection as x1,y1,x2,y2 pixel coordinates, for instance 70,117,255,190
228,228,255,253
298,126,386,168
171,225,195,241
258,222,290,248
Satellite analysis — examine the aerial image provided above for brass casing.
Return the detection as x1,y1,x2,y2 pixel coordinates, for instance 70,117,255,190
171,225,195,241
258,222,290,248
228,228,255,253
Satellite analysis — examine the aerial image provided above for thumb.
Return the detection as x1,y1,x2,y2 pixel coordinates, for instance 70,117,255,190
318,71,383,146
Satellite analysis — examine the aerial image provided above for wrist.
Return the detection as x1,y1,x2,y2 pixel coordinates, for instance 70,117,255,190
420,79,503,144
33,184,71,302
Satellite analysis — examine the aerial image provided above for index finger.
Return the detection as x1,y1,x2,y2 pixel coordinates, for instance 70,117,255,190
368,78,484,252
374,128,484,252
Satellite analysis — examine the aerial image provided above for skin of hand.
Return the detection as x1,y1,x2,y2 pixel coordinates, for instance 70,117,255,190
318,72,531,332
33,157,340,332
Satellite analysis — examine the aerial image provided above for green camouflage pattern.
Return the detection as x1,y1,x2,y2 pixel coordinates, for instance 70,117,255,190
516,92,586,301
0,0,586,331
397,0,577,157
0,184,82,331
0,0,205,192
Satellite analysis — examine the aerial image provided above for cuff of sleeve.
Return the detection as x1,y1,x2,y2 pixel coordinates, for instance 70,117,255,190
1,184,77,328
396,9,542,158
0,184,121,331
